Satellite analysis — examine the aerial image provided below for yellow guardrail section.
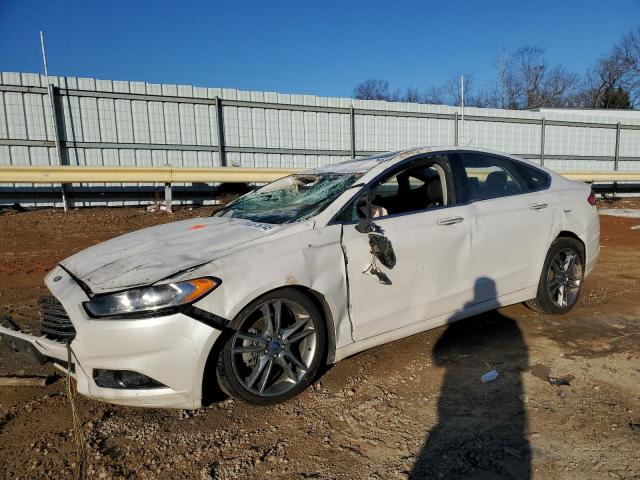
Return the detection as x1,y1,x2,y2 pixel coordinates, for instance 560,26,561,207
0,166,300,183
1,166,640,184
559,171,640,182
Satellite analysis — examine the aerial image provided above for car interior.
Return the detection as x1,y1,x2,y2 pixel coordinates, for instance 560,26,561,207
354,161,448,220
462,155,524,200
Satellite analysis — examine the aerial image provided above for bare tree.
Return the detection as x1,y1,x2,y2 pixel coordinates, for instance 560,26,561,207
569,27,639,108
576,46,629,107
403,87,422,103
353,79,394,101
503,46,578,109
422,85,446,105
617,27,640,106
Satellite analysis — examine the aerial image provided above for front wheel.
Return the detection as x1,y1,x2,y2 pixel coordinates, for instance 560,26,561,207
526,237,585,315
216,289,326,405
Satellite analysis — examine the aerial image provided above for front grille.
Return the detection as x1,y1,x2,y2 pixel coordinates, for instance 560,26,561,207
39,296,76,342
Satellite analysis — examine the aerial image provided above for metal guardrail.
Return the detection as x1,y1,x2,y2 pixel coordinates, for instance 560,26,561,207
1,166,639,212
2,165,640,183
0,166,297,184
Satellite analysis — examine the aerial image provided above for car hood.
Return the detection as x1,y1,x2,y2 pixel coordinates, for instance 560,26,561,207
59,216,286,294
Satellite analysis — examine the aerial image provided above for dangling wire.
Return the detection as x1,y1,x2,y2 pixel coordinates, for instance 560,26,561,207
66,342,86,480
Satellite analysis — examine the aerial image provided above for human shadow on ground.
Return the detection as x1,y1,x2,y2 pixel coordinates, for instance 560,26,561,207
410,278,531,479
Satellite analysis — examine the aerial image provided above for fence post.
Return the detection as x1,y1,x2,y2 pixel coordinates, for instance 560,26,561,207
613,122,621,196
614,122,621,171
47,84,68,211
349,105,356,158
540,118,546,166
214,96,227,167
350,106,356,159
454,112,459,146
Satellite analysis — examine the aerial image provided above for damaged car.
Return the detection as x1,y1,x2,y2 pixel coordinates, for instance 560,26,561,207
0,147,600,407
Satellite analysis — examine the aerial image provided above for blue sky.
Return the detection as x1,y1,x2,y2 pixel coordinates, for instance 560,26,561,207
1,0,638,97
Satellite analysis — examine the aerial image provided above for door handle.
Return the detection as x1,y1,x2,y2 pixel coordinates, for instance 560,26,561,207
529,203,548,210
437,216,464,226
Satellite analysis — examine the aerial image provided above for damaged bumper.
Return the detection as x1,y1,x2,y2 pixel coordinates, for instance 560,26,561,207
0,266,223,409
0,324,66,366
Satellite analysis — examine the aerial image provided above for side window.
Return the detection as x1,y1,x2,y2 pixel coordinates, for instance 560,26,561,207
460,153,524,201
346,161,448,221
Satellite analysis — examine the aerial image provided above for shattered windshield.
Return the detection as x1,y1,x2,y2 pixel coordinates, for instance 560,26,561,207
214,173,361,224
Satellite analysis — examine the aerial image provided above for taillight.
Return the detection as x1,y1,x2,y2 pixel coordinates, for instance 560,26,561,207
587,191,597,206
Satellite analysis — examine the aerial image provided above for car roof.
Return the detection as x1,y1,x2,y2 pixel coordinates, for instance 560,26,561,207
305,146,548,175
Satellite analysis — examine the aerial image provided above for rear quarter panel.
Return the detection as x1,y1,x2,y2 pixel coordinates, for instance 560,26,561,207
550,179,600,276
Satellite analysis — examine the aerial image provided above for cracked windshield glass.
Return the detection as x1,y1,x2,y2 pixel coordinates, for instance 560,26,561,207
214,173,361,224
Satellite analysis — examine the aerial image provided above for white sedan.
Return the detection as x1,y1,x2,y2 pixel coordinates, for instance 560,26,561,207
0,147,599,407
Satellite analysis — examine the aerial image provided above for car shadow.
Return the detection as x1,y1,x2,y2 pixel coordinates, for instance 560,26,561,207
410,278,531,479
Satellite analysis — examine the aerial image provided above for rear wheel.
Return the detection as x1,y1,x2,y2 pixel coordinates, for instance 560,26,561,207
216,289,326,405
526,237,584,314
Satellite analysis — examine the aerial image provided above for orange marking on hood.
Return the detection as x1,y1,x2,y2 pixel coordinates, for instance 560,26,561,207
189,224,207,230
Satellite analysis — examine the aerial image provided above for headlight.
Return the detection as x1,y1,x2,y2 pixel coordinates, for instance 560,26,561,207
83,277,219,318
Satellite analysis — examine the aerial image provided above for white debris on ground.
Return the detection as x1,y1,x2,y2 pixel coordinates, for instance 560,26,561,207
598,209,640,218
145,202,168,213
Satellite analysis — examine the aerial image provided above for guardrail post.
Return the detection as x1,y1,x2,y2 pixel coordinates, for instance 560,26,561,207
454,112,459,146
164,182,172,213
47,84,68,211
350,106,356,159
540,118,546,166
214,96,227,167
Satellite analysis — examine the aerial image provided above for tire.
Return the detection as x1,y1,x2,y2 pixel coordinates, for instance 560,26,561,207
216,289,326,405
526,237,585,315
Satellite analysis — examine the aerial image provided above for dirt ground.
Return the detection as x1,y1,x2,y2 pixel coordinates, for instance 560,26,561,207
0,198,639,480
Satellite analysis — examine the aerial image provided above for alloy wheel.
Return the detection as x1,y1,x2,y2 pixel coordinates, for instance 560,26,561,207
229,299,317,397
547,247,583,308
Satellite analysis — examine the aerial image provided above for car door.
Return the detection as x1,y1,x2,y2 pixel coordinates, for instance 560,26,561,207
454,152,555,302
339,155,474,342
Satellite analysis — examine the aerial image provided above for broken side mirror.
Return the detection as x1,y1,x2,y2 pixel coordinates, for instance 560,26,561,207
368,233,396,269
355,219,380,234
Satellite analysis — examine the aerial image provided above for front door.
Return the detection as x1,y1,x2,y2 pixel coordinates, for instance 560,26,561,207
340,157,474,342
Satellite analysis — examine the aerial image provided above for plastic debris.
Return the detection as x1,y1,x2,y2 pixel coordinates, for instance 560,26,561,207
481,370,498,383
548,376,571,387
145,202,167,213
0,375,58,387
630,422,640,433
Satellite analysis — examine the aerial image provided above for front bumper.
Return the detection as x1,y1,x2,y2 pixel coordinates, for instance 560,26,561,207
0,266,223,409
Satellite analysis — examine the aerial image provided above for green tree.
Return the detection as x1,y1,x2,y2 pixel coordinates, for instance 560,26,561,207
599,87,631,108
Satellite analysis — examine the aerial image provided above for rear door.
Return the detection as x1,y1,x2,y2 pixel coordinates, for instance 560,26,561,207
339,155,475,341
453,152,555,302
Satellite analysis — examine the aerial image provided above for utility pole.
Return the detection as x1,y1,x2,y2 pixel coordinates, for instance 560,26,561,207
40,31,49,76
496,48,506,109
